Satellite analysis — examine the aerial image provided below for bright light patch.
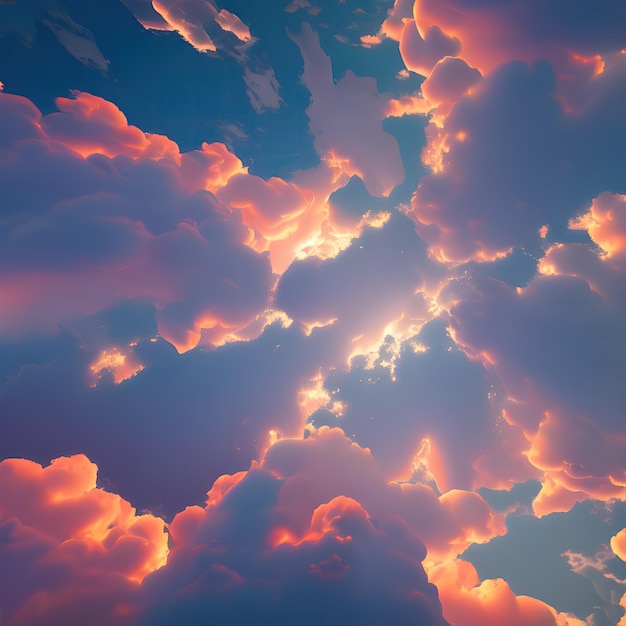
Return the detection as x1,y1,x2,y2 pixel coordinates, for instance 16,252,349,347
360,34,382,47
570,52,605,78
303,317,339,336
298,370,331,418
215,9,252,43
295,211,390,262
89,348,144,386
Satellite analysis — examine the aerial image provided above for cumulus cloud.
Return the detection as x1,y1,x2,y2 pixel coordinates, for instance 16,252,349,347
430,559,585,626
377,2,626,264
0,315,334,516
3,1,626,624
403,0,626,107
0,90,282,350
0,454,167,625
307,318,534,492
613,529,626,563
144,492,448,624
444,217,626,510
262,426,505,561
410,54,626,263
137,426,500,625
119,0,276,115
275,211,438,359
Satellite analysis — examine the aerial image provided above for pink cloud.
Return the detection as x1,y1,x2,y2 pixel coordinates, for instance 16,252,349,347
261,426,505,561
430,559,586,626
409,52,626,263
289,23,405,198
43,92,180,160
141,428,503,623
380,0,416,41
216,172,312,250
612,529,626,562
399,21,461,77
0,455,167,625
150,0,218,52
123,0,254,52
420,56,481,106
570,192,626,263
0,90,313,350
215,9,253,43
380,4,626,264
296,316,536,495
445,237,626,511
406,0,624,109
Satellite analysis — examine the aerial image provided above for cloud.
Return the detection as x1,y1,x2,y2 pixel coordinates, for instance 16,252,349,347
146,0,219,52
429,559,585,626
465,499,626,624
410,52,626,263
446,274,626,510
126,0,255,53
262,426,505,561
399,23,461,78
214,8,252,43
119,0,275,115
142,490,449,625
403,0,626,109
612,529,626,563
0,90,278,350
420,56,482,106
2,2,626,624
0,0,109,72
0,454,167,625
242,66,283,112
0,313,337,516
216,171,311,250
43,91,180,159
138,427,502,625
307,318,534,492
378,2,626,264
441,193,626,511
289,23,405,198
275,211,438,358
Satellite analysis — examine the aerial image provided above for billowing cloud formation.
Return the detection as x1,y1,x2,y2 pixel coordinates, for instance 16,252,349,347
2,1,626,624
410,55,626,262
443,195,626,512
140,426,496,625
375,1,626,262
0,446,580,626
308,319,534,492
276,211,437,357
144,478,449,624
0,316,336,516
0,90,278,351
612,529,626,563
466,499,626,624
0,454,167,625
409,0,626,82
261,426,504,561
430,559,585,626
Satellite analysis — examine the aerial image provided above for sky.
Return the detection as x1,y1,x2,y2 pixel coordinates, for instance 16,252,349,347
1,1,626,624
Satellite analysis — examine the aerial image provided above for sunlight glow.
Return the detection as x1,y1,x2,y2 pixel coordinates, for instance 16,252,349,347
89,348,144,386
